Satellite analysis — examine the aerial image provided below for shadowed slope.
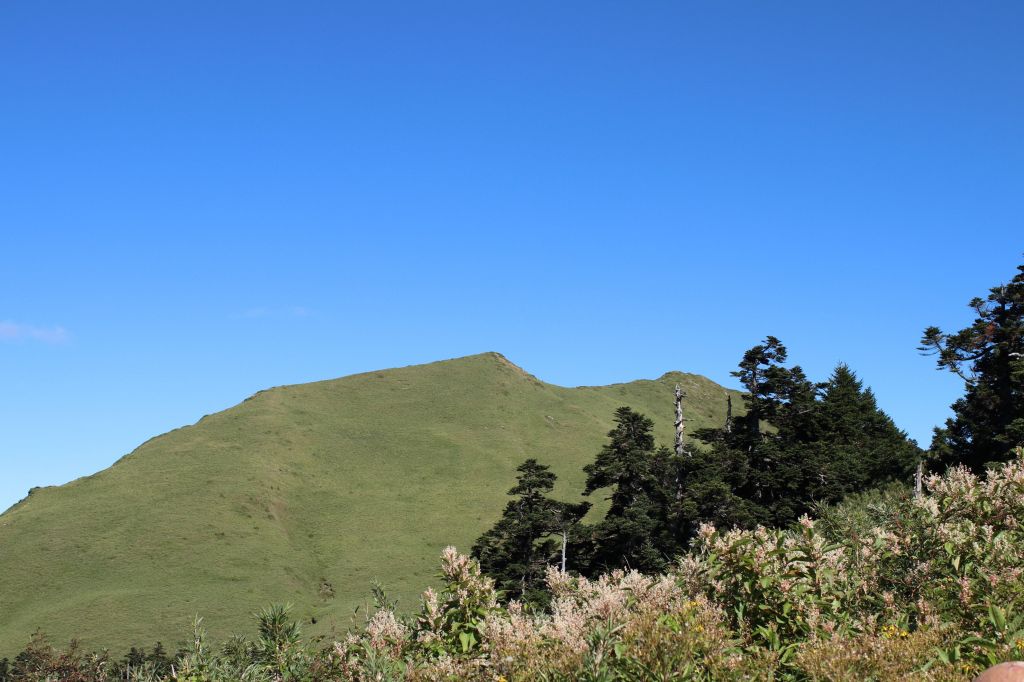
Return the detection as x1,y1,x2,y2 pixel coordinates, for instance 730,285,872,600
0,353,740,654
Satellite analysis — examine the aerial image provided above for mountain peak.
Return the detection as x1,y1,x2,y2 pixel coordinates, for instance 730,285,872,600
0,355,741,655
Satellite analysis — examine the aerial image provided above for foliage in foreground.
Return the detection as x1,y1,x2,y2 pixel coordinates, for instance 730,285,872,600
5,448,1024,681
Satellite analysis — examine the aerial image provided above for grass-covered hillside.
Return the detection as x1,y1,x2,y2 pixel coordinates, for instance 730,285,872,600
0,353,740,656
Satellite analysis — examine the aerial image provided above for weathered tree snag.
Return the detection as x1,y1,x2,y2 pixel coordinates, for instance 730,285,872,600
674,384,687,457
560,528,567,573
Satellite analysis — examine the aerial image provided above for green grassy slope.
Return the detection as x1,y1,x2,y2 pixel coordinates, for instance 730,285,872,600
0,353,740,656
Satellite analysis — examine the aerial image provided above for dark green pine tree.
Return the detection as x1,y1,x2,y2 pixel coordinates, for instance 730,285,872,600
671,439,762,539
727,337,820,527
809,364,921,500
145,642,173,677
122,647,146,671
582,407,672,574
472,459,589,603
694,338,920,530
920,262,1024,472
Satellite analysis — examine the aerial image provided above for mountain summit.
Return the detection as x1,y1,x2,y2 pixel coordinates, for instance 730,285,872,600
0,353,739,653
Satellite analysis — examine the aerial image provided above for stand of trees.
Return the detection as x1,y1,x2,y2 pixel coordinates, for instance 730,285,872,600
690,338,920,529
0,638,175,682
473,259,1024,599
474,337,922,593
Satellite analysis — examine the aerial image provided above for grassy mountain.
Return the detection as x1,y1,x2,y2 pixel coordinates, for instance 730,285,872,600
0,353,741,656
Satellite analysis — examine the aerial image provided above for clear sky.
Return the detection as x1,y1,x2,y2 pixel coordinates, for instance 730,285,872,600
2,1,1022,512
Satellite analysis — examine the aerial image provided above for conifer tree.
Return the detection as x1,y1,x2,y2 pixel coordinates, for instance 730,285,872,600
920,262,1024,471
671,438,762,539
582,407,672,574
472,459,589,602
811,364,920,497
718,337,820,526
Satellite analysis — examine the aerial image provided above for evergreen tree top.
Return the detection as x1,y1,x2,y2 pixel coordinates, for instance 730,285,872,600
508,459,556,497
583,407,656,498
921,259,1024,470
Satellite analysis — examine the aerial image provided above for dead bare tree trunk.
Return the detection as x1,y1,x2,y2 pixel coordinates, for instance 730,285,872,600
560,528,567,573
915,460,924,498
671,384,690,502
674,384,686,457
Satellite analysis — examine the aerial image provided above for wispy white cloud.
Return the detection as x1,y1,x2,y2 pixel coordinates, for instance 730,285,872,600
231,306,313,320
0,321,69,344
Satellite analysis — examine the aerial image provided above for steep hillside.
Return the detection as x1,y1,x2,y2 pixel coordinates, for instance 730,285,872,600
0,353,741,655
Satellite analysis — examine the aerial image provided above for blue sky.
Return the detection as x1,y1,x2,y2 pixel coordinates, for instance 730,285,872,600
1,1,1021,512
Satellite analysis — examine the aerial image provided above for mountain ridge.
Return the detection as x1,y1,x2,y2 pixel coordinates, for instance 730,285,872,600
0,352,741,655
